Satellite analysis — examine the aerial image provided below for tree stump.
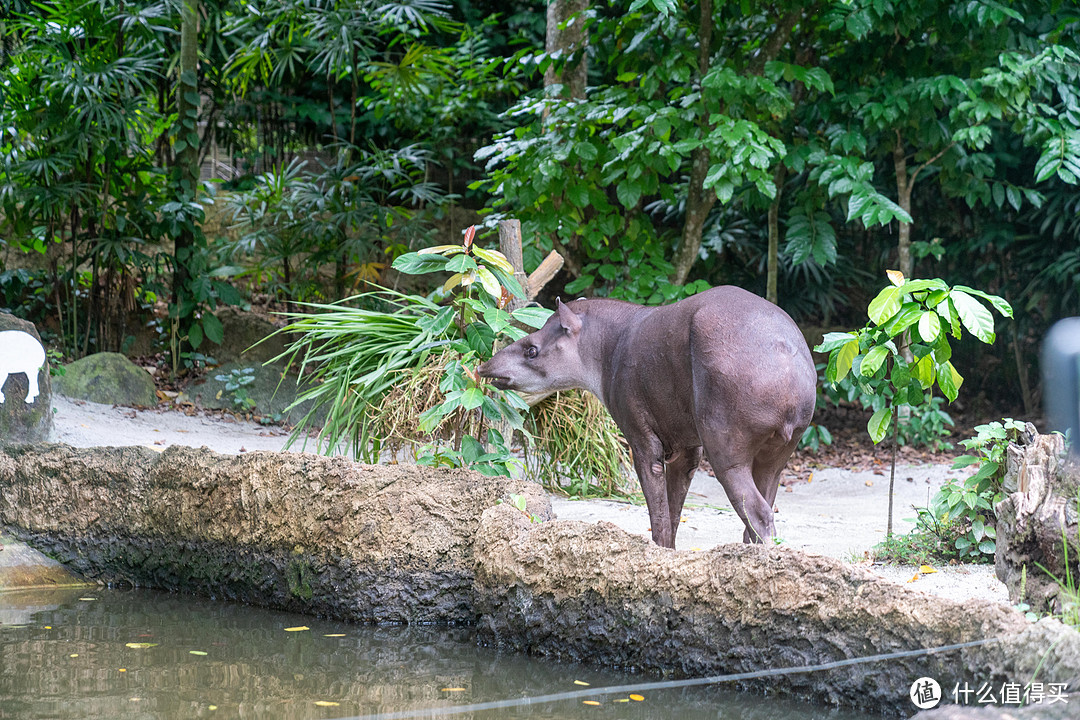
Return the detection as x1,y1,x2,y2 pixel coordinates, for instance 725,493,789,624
995,425,1080,613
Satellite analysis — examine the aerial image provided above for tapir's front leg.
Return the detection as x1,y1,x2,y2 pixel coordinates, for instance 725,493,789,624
629,432,676,548
664,446,702,540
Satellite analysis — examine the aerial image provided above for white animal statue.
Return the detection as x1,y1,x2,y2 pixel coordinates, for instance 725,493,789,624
0,330,47,405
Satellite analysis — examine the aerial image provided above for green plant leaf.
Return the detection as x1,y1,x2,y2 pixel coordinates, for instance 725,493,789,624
868,406,892,443
952,285,1013,318
916,311,941,343
202,313,224,345
951,454,980,468
512,306,554,329
815,331,858,353
936,360,963,402
860,344,890,377
867,285,903,325
834,338,860,382
949,290,996,343
913,354,936,388
393,252,449,275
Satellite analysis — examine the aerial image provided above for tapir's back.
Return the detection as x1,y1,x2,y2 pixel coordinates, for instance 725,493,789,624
681,286,816,442
616,286,814,445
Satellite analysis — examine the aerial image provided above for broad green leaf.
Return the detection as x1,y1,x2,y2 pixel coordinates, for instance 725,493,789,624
475,267,502,298
902,278,950,294
867,285,903,325
417,245,466,256
937,360,963,402
882,302,923,336
890,356,910,389
917,311,941,343
512,306,554,329
815,331,858,353
952,285,1013,318
393,252,449,275
860,344,890,377
951,454,980,468
835,338,860,382
446,253,478,274
949,290,995,343
913,354,936,388
473,247,516,274
868,407,892,443
202,313,224,345
461,387,485,411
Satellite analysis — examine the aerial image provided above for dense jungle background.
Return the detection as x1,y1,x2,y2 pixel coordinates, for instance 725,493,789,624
1,0,1079,419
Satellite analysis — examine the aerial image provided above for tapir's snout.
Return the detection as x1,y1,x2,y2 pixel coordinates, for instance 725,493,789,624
477,358,514,390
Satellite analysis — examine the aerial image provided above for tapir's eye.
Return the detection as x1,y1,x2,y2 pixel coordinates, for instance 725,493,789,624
524,345,539,360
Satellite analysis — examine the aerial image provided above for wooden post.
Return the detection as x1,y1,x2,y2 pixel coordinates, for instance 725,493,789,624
498,219,565,306
498,220,530,311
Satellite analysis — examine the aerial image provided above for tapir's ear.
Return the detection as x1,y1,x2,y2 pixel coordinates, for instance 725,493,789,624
556,298,582,337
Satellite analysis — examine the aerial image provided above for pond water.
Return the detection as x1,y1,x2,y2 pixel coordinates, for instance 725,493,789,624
0,587,877,720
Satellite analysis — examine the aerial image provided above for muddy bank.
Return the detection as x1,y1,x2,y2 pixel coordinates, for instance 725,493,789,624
0,443,549,623
474,503,1080,717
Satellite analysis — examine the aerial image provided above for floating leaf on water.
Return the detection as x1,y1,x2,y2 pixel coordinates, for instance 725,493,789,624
208,706,217,711
79,598,97,601
582,700,601,706
284,626,309,632
441,688,467,692
629,694,645,701
189,650,208,656
125,642,158,649
614,698,630,703
573,680,590,686
69,654,79,658
43,626,52,629
118,669,127,673
314,701,340,707
323,634,346,637
919,565,938,574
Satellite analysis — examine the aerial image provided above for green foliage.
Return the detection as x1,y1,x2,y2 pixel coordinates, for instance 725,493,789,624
816,272,1011,445
214,367,258,411
894,419,1027,564
798,423,833,454
524,390,634,498
873,527,964,567
276,227,538,478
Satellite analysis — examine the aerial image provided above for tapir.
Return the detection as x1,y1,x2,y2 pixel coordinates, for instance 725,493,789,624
478,286,817,548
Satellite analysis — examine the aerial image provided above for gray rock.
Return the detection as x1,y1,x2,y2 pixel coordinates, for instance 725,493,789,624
211,306,289,365
53,352,157,407
0,313,52,444
178,360,324,425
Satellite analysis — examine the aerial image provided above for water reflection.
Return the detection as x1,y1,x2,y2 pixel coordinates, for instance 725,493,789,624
0,588,874,720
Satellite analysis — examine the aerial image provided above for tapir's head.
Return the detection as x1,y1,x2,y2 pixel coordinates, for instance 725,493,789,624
478,299,589,399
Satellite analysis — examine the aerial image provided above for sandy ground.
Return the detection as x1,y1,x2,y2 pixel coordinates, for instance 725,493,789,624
46,395,1010,606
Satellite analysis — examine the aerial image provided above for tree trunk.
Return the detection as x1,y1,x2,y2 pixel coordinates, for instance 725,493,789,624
765,164,786,305
171,0,200,372
544,0,589,103
892,134,914,279
669,0,714,287
995,427,1080,615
